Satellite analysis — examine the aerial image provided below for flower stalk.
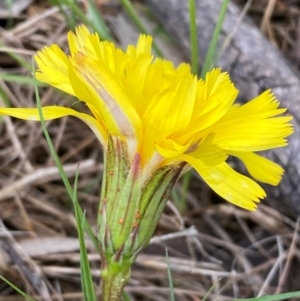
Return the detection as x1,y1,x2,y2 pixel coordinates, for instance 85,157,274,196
98,136,184,299
101,261,131,301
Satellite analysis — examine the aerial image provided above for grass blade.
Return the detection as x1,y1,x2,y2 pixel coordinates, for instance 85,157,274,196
0,42,31,70
166,248,176,301
33,64,100,254
0,276,37,301
188,0,199,75
4,0,13,28
200,0,230,78
229,291,300,301
122,292,133,301
202,280,220,301
48,0,77,29
86,0,112,41
73,171,96,301
118,0,163,57
0,88,11,107
0,73,45,86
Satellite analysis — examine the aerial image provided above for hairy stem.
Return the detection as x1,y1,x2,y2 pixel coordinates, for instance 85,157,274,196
101,266,130,301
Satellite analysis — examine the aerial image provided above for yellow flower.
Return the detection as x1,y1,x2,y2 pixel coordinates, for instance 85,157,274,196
0,25,293,211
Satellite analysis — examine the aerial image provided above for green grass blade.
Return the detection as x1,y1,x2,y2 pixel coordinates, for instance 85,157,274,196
51,0,112,40
171,187,181,208
200,0,230,78
122,292,133,301
217,0,253,62
0,276,37,301
165,248,176,301
73,171,96,301
179,169,192,211
0,73,45,86
48,0,76,29
118,0,148,33
229,291,300,301
0,88,11,107
188,0,198,75
202,280,219,301
181,0,198,196
118,0,163,57
34,62,97,299
4,0,13,28
63,0,91,30
0,42,31,70
33,66,100,254
86,0,112,41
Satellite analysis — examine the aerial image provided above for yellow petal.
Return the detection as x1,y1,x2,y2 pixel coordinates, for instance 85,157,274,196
181,158,266,210
126,35,153,57
229,151,284,185
177,69,238,141
155,139,192,158
34,45,74,96
68,25,120,72
156,134,227,168
0,106,107,147
188,134,228,166
206,90,294,151
226,90,285,117
138,58,175,115
68,25,93,56
213,116,293,151
70,52,142,138
142,69,197,140
176,63,192,74
120,55,152,111
193,69,238,126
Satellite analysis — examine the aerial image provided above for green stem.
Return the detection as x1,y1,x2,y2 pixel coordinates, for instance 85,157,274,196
200,0,230,78
118,0,163,57
101,265,131,301
188,0,199,75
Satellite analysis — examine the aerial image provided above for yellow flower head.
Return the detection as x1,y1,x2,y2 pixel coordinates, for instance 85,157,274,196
0,25,293,210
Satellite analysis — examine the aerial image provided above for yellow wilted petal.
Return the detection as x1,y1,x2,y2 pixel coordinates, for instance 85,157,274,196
181,159,266,210
0,106,107,147
229,151,284,185
70,52,142,138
